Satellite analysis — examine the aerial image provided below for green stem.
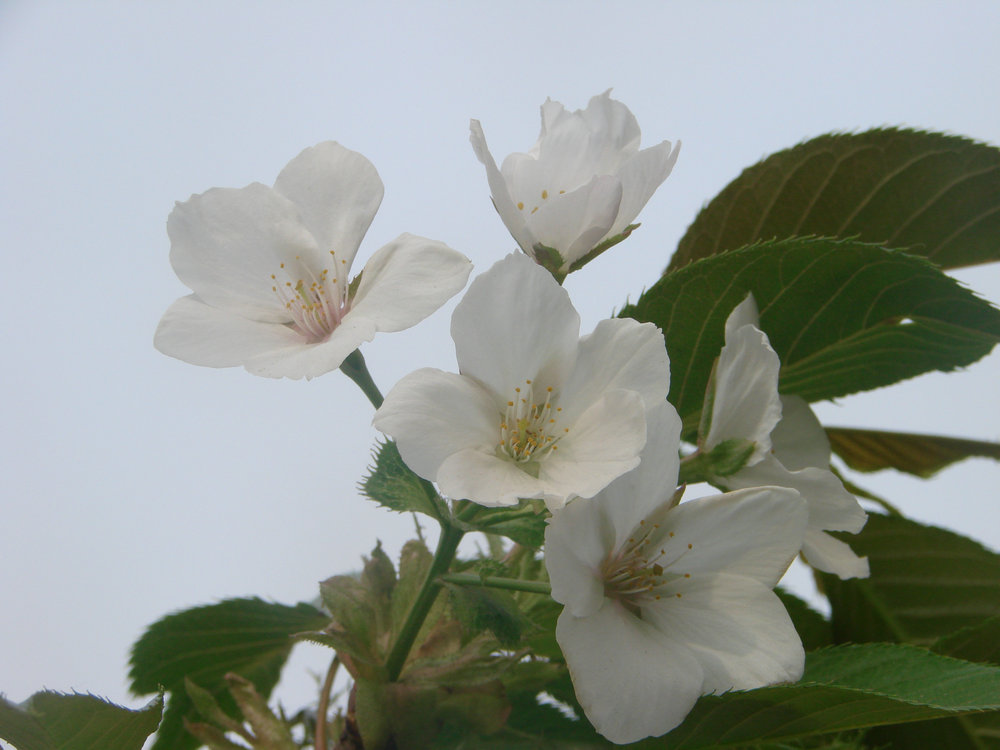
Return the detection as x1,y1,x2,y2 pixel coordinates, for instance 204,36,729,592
314,655,339,750
677,451,710,485
439,573,551,595
340,349,384,409
384,524,465,681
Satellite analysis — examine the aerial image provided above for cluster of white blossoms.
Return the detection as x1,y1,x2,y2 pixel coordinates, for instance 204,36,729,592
156,92,867,744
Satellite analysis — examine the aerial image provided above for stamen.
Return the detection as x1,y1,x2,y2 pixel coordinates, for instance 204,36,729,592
270,250,349,343
497,379,567,464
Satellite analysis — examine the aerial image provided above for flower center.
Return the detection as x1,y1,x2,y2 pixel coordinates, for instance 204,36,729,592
601,520,692,616
271,251,349,343
497,379,568,468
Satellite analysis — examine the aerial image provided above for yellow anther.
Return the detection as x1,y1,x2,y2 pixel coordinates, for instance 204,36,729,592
541,190,548,199
517,201,524,210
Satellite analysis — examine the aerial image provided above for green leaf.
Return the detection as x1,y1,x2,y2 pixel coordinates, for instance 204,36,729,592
647,644,1000,749
826,427,1000,478
0,694,53,750
129,597,327,750
821,514,1000,646
444,582,530,648
933,616,1000,665
319,574,385,672
454,501,548,548
867,620,1000,749
361,440,448,522
619,238,1000,431
0,693,162,750
668,128,1000,272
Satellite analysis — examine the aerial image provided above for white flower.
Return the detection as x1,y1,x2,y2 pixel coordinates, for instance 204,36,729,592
545,403,806,744
470,90,680,277
155,142,472,379
704,295,870,580
372,253,670,509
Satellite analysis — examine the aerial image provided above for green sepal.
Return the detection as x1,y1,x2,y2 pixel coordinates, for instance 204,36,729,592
530,243,566,282
360,440,448,523
452,499,548,548
706,438,757,477
567,222,640,274
347,268,363,301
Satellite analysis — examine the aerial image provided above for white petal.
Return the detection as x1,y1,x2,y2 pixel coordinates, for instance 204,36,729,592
558,317,670,425
373,368,498,481
525,175,622,264
167,184,320,321
272,141,383,269
659,487,807,586
154,294,303,368
646,573,804,694
728,456,868,533
597,401,684,547
556,601,704,744
540,389,647,505
349,233,472,332
579,90,642,162
544,497,612,617
803,529,870,580
469,120,537,253
451,253,580,399
510,103,595,196
724,293,761,338
243,313,377,379
610,139,681,236
771,395,831,471
706,324,782,463
436,448,546,507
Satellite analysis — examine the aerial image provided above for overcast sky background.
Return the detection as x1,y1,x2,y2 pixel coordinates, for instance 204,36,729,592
2,0,999,726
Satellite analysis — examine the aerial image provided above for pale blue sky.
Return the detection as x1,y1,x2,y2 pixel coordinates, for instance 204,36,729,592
1,0,998,722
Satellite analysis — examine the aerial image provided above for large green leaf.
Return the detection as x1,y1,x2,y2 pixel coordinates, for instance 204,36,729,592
644,644,1000,749
822,514,1000,646
129,598,327,750
668,128,1000,272
827,427,1000,477
866,618,1000,749
933,616,1000,665
620,238,1000,429
0,693,162,750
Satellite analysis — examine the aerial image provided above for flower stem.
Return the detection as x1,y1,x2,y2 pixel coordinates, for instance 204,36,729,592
438,572,551,595
340,349,384,409
384,524,465,681
314,655,339,750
